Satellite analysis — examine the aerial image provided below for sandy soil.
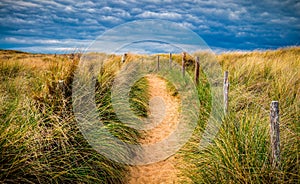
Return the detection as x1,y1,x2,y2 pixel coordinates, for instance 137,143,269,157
128,74,187,184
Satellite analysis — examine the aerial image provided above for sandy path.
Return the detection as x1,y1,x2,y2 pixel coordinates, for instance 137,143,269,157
128,74,184,184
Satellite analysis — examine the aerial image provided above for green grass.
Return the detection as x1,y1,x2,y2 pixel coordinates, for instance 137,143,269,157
0,51,149,183
178,47,300,183
0,47,299,183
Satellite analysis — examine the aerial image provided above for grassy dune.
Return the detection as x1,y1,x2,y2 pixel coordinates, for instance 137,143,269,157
0,51,149,183
180,47,299,183
0,47,299,183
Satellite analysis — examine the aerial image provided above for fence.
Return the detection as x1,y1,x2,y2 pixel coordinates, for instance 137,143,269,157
60,52,281,169
180,52,281,168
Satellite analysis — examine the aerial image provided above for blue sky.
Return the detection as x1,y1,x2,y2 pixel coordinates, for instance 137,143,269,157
0,0,299,53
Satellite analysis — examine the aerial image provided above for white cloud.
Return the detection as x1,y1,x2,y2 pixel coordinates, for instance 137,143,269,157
99,7,131,19
1,0,40,7
51,14,79,24
16,1,40,7
86,8,96,13
270,16,298,24
0,16,36,25
137,11,182,20
131,8,143,14
101,15,122,23
185,14,203,23
32,0,65,9
115,9,131,18
76,1,95,7
83,18,98,25
100,7,113,13
65,6,75,12
3,37,91,45
178,22,196,30
0,0,299,53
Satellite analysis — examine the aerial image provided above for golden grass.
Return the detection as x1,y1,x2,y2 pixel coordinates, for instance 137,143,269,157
179,46,300,183
0,47,299,183
0,50,149,183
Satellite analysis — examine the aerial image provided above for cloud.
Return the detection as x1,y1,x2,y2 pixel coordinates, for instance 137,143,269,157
3,36,90,45
1,36,91,53
100,16,122,23
178,22,196,30
136,11,182,20
0,0,299,53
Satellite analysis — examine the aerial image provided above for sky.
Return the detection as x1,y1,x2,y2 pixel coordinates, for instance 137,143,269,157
0,0,299,53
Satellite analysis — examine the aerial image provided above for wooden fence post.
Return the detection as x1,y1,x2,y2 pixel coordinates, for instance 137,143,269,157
195,56,200,84
58,80,65,97
270,101,280,168
169,53,172,68
157,55,160,71
121,55,125,63
121,53,127,63
223,71,229,114
182,52,186,76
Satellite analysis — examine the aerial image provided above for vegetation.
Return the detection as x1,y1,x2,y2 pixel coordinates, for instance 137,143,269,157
179,47,300,183
0,50,149,183
0,47,299,183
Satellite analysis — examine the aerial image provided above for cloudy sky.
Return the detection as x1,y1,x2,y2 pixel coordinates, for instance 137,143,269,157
0,0,299,53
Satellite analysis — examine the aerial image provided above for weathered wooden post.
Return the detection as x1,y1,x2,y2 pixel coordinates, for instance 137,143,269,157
223,71,229,114
169,53,172,68
58,80,65,97
157,55,160,71
121,55,125,63
270,101,280,168
121,53,127,63
182,52,186,76
70,53,75,60
195,56,200,84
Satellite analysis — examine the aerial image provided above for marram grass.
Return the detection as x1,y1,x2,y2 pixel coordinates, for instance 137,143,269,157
178,47,299,183
0,47,299,183
0,51,149,183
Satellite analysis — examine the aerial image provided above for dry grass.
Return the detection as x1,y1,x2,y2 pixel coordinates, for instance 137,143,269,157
0,47,299,183
0,50,149,183
179,47,300,183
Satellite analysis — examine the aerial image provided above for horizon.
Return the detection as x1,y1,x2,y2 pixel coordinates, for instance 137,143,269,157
0,0,299,54
1,45,299,55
